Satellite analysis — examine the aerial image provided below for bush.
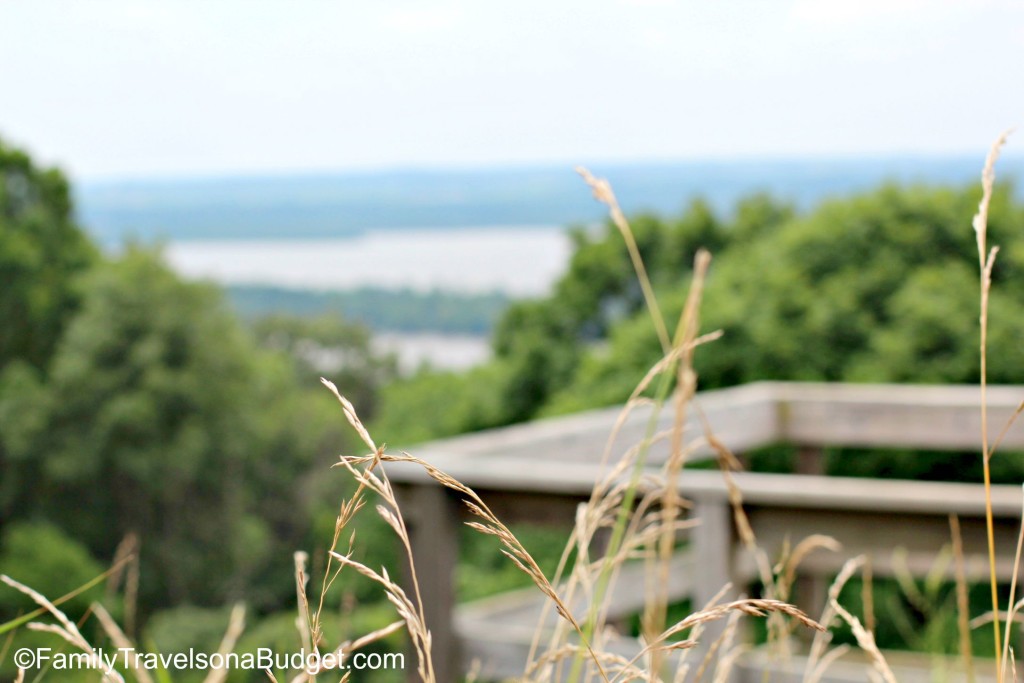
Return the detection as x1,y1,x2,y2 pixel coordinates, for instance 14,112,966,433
0,521,105,619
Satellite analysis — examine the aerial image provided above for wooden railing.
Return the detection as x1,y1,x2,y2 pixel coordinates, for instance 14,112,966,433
383,382,1024,682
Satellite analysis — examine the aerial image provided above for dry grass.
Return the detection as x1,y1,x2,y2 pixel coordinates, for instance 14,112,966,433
0,573,124,683
974,128,1013,683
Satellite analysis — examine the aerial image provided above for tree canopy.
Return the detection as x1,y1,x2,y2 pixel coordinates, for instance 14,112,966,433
0,137,96,373
0,138,394,614
2,250,325,607
374,182,1024,449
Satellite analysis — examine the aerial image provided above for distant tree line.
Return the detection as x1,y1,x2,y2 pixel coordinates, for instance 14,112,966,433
228,285,508,335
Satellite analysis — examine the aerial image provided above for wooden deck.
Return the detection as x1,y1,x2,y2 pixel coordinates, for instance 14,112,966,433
383,382,1024,682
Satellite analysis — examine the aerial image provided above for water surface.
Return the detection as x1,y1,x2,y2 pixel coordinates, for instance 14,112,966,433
165,225,572,296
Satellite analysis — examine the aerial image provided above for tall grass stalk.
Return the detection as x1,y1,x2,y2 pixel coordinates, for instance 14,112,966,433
1000,486,1024,678
566,168,709,683
972,129,1012,683
950,513,976,683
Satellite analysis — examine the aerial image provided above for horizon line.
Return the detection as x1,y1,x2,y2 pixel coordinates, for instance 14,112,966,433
73,150,1024,187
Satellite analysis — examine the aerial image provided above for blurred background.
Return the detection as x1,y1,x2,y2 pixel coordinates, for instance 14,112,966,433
1,1,1024,680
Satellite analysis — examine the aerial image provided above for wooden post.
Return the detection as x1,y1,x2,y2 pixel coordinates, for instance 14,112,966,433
794,445,825,476
691,494,736,675
793,446,827,632
395,483,462,683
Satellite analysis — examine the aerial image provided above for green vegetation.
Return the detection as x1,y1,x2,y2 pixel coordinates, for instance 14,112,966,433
0,522,105,618
375,185,1024,465
0,141,97,374
0,137,398,673
5,249,336,610
228,285,508,335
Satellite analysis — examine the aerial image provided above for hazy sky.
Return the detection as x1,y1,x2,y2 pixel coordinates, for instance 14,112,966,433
1,0,1021,180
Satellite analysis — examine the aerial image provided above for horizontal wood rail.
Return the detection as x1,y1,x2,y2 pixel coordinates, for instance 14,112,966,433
382,382,1024,682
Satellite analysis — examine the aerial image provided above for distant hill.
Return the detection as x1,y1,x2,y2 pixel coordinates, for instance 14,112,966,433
75,157,1024,244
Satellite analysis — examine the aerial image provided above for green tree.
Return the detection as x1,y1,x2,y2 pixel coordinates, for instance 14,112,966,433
0,137,98,532
0,249,344,610
0,521,105,618
542,183,1024,416
251,312,396,421
489,199,734,423
0,137,96,374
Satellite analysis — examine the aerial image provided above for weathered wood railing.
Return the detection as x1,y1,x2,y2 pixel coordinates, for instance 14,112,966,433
384,382,1024,682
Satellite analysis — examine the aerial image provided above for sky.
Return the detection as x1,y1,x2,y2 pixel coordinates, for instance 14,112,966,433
0,0,1022,180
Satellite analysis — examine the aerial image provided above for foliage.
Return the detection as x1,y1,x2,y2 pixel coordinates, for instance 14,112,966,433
370,361,512,445
0,137,97,375
0,249,349,611
0,521,105,619
144,604,238,667
457,524,570,602
489,184,1024,426
250,312,397,421
0,136,100,546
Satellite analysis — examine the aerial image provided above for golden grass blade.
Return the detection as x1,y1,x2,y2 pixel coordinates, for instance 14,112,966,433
0,554,132,637
1000,485,1024,680
0,575,91,652
293,551,312,655
973,128,1013,683
92,602,156,683
104,533,139,636
288,621,405,682
830,599,897,683
646,251,713,680
779,535,842,601
576,166,671,353
377,453,615,683
203,603,246,683
988,400,1024,459
863,556,875,637
348,619,405,652
617,594,827,682
972,129,1013,262
710,639,747,683
321,377,377,451
329,550,434,683
20,621,124,682
806,644,851,683
805,555,866,681
950,514,976,683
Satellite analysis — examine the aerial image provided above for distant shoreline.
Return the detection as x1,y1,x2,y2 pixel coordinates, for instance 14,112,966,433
121,222,572,244
74,153,1024,188
76,156,1024,245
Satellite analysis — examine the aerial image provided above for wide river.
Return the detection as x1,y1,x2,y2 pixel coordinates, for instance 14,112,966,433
164,225,573,297
164,225,574,371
